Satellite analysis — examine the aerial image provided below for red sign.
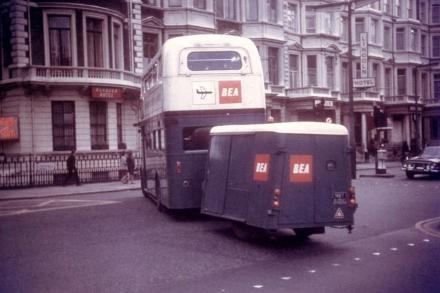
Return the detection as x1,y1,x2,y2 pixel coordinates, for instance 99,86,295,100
219,80,241,104
0,117,19,140
289,155,313,183
91,87,123,99
253,154,270,182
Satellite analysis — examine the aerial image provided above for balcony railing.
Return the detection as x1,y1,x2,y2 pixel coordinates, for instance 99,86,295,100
341,91,382,102
286,87,333,98
384,95,423,104
2,65,141,88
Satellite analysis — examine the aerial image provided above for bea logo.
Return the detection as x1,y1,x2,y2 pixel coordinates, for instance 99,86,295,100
219,80,242,104
253,154,270,182
290,155,313,182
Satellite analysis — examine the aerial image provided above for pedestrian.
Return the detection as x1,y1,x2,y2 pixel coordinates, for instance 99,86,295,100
63,150,80,186
120,151,128,184
367,139,377,160
401,141,409,162
126,151,135,184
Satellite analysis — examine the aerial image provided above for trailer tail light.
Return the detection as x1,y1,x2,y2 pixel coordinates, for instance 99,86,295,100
176,161,182,173
272,188,281,209
348,186,357,206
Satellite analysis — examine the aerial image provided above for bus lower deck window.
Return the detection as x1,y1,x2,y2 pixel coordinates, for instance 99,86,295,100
183,126,211,151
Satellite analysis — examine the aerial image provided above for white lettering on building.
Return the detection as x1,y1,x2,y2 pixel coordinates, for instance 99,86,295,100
293,163,310,174
221,88,239,97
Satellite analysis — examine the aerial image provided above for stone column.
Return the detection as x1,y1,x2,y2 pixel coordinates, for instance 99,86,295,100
9,0,30,67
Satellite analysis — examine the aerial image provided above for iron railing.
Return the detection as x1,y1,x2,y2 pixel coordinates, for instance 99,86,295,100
0,151,140,189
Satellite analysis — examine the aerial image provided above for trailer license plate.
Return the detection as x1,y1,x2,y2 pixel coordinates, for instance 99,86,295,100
333,192,347,205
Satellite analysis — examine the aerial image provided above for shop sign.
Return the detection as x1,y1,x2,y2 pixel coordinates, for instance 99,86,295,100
91,87,123,99
0,117,19,141
360,32,368,78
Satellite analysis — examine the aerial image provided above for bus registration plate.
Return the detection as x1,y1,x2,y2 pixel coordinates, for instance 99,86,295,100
333,192,347,205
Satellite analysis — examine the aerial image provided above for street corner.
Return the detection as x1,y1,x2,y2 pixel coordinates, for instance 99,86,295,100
416,217,440,238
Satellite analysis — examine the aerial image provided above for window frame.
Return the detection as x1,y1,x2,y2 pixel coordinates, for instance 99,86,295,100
90,101,108,150
83,12,109,68
52,101,76,151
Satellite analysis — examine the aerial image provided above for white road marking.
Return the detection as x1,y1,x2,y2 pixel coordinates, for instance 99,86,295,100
407,243,415,247
281,277,291,280
423,239,430,242
372,252,381,256
0,199,119,217
416,217,440,238
253,285,263,289
308,270,316,274
332,263,341,267
354,257,361,261
390,247,398,251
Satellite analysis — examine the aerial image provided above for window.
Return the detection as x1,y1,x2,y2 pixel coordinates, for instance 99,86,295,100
48,15,72,66
143,33,159,62
117,103,123,148
396,28,405,50
289,54,299,88
431,118,440,140
412,69,417,96
420,2,426,22
268,47,279,85
370,19,379,44
383,0,391,14
384,26,391,50
421,73,428,99
397,69,406,96
286,3,297,32
194,0,206,10
305,7,316,33
326,56,334,89
246,0,258,21
433,36,440,57
307,55,317,86
52,101,76,151
385,68,392,97
113,23,122,69
216,0,238,20
323,13,334,35
408,0,414,19
187,51,242,71
395,0,401,17
434,74,440,100
421,34,427,56
86,18,103,67
341,17,348,41
433,4,440,24
266,0,277,23
355,18,365,42
169,0,182,7
183,126,211,151
372,63,379,91
410,28,417,52
90,102,108,150
342,62,348,93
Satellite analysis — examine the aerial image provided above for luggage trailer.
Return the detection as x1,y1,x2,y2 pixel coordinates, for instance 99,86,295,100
202,122,358,238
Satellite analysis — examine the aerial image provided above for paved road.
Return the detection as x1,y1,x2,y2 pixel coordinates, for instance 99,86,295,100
0,171,439,293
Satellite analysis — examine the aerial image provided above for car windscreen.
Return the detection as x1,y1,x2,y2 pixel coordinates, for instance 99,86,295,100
421,147,440,157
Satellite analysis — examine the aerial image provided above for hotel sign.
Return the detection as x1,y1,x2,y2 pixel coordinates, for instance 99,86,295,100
91,87,123,99
0,117,19,140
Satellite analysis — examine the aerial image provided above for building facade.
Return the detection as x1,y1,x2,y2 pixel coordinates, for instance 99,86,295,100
1,0,440,187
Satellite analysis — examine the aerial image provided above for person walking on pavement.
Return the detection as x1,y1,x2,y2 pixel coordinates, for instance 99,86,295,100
120,151,128,184
63,150,80,186
126,151,135,184
401,141,409,162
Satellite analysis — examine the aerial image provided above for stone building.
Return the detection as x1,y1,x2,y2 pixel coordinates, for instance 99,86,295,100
1,0,440,187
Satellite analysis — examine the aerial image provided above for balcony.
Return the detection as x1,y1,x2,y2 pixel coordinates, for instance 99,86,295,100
341,91,382,102
384,95,421,104
423,98,440,107
286,87,333,99
1,66,141,90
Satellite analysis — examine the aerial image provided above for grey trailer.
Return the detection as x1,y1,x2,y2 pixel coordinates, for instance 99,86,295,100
201,122,358,237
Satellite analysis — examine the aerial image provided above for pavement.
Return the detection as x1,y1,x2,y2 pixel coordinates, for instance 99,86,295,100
0,161,403,201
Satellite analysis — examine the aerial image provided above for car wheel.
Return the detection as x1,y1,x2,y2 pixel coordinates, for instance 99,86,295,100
406,171,415,179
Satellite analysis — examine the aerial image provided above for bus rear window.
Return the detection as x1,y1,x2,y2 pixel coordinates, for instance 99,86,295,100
183,126,211,151
187,51,242,71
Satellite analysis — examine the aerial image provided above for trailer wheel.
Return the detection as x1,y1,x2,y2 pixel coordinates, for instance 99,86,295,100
231,223,259,240
155,176,164,212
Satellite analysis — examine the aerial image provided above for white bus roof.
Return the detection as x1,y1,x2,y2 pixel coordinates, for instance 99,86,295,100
210,122,349,136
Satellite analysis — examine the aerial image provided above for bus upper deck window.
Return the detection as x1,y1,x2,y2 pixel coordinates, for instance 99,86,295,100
187,51,242,71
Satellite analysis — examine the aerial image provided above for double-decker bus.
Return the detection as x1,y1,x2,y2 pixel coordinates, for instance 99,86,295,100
138,34,266,210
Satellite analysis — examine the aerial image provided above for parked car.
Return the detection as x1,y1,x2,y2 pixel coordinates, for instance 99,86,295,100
402,146,440,179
